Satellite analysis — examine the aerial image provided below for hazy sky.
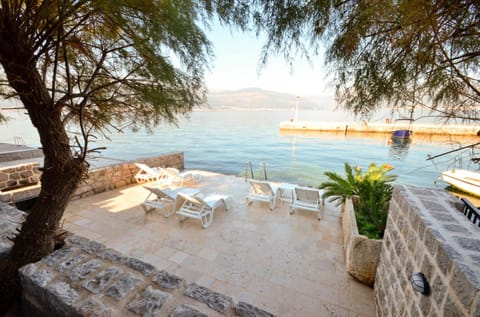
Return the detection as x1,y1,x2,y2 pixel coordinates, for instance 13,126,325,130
204,23,334,97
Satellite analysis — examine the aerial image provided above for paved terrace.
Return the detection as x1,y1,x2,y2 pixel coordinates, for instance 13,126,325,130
64,171,374,316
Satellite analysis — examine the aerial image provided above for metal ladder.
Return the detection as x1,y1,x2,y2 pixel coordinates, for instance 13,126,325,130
245,161,268,181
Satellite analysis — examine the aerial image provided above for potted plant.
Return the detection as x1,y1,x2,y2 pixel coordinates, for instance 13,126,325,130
319,163,396,286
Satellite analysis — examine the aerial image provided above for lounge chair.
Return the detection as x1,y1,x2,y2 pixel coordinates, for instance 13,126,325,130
141,186,199,217
246,180,279,210
134,163,165,183
290,186,324,220
176,192,231,228
162,167,195,186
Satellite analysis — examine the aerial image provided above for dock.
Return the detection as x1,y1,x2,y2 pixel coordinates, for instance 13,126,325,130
279,121,480,136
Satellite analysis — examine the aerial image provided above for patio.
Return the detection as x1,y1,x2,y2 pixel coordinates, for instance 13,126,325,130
64,171,375,317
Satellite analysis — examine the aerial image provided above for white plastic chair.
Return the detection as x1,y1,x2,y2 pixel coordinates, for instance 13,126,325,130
162,167,195,186
141,186,199,217
176,192,231,228
246,180,279,210
134,163,166,183
290,186,324,220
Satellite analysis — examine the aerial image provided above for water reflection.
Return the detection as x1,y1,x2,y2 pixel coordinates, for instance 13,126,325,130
389,136,411,160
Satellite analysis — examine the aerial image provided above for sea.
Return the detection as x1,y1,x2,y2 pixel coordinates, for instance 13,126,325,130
1,109,478,189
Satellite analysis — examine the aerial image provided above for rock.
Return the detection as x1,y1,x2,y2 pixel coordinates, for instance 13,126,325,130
235,301,276,317
169,304,207,317
82,267,123,294
152,270,184,289
105,273,142,300
184,283,233,313
127,286,171,316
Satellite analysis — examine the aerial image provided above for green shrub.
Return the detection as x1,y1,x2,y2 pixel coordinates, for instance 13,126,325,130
319,163,396,239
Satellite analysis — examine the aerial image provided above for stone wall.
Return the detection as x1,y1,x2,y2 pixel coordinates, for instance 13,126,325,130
342,198,382,287
0,162,41,191
375,185,480,317
0,202,25,261
19,235,274,317
71,152,184,200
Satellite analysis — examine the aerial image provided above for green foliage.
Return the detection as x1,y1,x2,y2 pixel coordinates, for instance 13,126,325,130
254,0,480,122
318,163,358,206
355,179,393,239
319,162,396,238
0,0,254,145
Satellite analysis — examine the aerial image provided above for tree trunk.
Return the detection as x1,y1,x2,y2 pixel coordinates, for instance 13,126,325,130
0,18,87,313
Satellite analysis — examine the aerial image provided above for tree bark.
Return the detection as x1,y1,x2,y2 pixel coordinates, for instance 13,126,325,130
0,16,87,313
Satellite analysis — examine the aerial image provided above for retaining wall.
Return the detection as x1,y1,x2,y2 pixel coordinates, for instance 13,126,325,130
374,185,480,316
0,153,183,204
0,162,41,191
72,152,183,200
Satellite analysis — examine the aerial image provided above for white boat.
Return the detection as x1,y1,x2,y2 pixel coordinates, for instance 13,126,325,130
442,169,480,197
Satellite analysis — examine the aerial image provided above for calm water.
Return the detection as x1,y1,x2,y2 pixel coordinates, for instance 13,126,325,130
1,109,476,188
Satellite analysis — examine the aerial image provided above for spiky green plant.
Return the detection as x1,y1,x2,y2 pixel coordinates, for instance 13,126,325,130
355,180,393,239
319,162,396,238
318,163,359,206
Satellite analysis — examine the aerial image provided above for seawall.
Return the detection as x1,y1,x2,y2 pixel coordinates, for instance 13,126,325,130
280,121,480,136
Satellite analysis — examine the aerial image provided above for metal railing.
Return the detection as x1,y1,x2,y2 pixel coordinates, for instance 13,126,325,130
460,198,480,227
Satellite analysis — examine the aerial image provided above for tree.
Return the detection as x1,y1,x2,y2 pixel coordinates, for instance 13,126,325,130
0,0,250,311
256,0,480,122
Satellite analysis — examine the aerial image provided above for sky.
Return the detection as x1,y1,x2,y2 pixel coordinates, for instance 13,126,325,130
204,23,334,97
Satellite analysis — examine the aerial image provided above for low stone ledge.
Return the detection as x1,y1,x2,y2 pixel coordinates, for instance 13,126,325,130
18,233,275,317
341,198,382,287
0,202,26,260
72,152,185,201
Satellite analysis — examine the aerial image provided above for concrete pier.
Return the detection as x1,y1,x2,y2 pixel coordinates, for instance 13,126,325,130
279,121,480,136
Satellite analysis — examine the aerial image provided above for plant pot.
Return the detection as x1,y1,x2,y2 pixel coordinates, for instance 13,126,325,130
341,198,382,287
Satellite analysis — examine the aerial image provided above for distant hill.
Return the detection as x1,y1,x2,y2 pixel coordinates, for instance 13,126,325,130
201,88,335,111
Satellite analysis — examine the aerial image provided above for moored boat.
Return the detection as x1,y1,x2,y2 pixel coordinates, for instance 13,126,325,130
392,129,412,138
442,169,480,197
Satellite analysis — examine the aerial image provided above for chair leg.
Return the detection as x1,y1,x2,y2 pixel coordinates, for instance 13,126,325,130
246,198,252,206
142,205,154,214
290,207,296,215
201,212,213,229
269,199,276,211
163,205,175,217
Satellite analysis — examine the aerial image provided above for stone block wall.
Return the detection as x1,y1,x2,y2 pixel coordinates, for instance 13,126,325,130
0,202,26,261
0,162,41,191
375,185,480,317
19,233,275,317
71,152,184,200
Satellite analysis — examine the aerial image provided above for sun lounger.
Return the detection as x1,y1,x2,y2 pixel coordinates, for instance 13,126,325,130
176,192,231,228
142,186,199,217
162,167,195,186
134,163,165,183
246,180,279,210
290,186,324,220
134,163,195,186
